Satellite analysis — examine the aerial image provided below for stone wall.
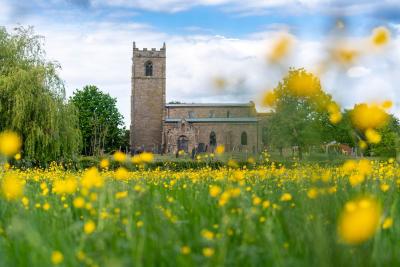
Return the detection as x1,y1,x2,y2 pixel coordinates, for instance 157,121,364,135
163,121,260,153
166,105,257,119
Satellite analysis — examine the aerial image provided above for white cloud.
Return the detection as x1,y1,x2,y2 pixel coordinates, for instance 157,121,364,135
347,66,371,78
2,5,400,126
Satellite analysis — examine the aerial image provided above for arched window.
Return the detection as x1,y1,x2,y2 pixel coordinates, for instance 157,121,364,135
241,132,247,146
210,131,216,146
145,61,153,76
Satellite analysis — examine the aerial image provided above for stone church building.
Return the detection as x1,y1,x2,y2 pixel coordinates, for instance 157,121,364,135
130,42,267,154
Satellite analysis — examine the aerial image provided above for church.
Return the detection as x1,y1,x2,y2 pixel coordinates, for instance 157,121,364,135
130,42,268,154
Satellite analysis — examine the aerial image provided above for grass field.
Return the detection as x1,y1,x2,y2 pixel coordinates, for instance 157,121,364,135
0,157,399,267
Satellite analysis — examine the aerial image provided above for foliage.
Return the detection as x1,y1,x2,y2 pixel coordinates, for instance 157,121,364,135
266,68,334,157
0,26,81,164
368,115,400,157
70,85,124,156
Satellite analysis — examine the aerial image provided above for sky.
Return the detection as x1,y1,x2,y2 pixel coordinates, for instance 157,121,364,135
1,0,400,126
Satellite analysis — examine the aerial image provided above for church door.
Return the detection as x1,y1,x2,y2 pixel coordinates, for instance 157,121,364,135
177,135,189,153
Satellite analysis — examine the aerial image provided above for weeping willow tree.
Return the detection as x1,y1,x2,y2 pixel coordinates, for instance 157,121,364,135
0,26,81,164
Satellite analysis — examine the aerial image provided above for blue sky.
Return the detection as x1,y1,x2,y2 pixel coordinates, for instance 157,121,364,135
1,0,400,126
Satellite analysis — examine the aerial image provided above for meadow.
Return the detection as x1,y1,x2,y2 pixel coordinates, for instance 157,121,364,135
1,152,399,267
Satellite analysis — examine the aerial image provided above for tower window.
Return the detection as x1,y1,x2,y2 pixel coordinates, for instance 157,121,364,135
188,111,195,118
145,61,153,76
209,110,215,118
241,131,248,146
227,110,230,118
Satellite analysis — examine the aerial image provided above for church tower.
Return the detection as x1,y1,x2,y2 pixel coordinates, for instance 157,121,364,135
130,42,166,153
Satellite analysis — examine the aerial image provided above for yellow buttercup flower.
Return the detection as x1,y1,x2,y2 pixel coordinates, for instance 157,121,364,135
51,251,64,265
83,220,96,234
202,247,215,257
262,91,277,107
209,185,221,197
181,246,191,255
215,145,225,155
351,103,388,131
99,158,109,169
382,217,393,229
287,71,320,97
1,173,24,201
280,193,292,202
139,152,154,164
371,26,390,46
73,197,85,208
81,167,104,189
113,151,127,162
201,229,215,240
338,197,381,245
268,34,293,63
365,128,381,144
0,131,22,157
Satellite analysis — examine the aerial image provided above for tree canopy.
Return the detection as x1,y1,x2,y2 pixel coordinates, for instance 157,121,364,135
70,85,125,156
0,26,81,164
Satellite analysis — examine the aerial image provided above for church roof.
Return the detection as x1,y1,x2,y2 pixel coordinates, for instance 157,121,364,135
164,117,258,123
165,103,254,108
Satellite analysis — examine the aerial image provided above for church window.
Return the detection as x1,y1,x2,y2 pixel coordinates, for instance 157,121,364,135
210,131,217,146
188,111,195,118
241,131,248,146
145,61,153,76
227,110,230,118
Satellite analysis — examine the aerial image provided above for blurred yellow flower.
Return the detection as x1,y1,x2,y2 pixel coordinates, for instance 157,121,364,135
202,247,215,257
382,217,393,229
307,188,318,199
268,34,293,63
84,220,96,234
380,183,390,192
371,26,390,46
51,251,64,265
280,193,292,202
73,197,85,208
209,185,221,197
14,153,21,161
365,128,381,144
338,197,381,245
349,174,365,187
382,100,393,109
113,151,126,162
115,167,129,180
351,103,388,131
201,229,215,240
139,152,154,164
115,191,128,199
329,112,342,124
181,246,191,255
99,158,109,169
287,71,320,97
262,91,277,107
0,131,22,156
1,173,24,200
81,167,104,189
215,145,225,155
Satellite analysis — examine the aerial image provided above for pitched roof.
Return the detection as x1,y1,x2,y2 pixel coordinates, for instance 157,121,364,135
165,103,254,108
164,117,258,123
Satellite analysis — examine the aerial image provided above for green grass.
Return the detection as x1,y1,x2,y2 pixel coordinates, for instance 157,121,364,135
0,162,399,267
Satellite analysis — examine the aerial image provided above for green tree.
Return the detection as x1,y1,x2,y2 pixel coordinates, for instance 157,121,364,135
0,26,81,164
70,85,124,155
266,68,335,158
368,115,400,157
